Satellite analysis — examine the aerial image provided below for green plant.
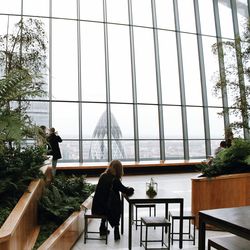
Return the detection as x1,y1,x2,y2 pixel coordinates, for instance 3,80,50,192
198,139,250,177
0,18,47,151
33,173,96,249
0,146,47,227
212,19,250,137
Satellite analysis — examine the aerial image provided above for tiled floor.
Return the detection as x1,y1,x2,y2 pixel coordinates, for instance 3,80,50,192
72,172,231,250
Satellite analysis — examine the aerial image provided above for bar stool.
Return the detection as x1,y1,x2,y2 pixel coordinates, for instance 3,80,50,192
133,203,156,230
140,216,171,250
84,210,108,244
208,235,250,250
169,210,195,245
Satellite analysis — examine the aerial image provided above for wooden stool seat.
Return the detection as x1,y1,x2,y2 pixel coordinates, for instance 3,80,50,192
208,236,250,250
84,210,108,244
169,210,195,245
140,216,171,250
134,203,156,229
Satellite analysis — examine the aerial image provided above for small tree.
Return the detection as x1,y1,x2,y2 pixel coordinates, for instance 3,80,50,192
0,18,48,151
212,19,250,139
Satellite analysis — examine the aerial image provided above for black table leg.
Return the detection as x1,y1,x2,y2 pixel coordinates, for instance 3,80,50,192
198,215,206,250
179,200,183,249
128,203,133,250
121,194,124,235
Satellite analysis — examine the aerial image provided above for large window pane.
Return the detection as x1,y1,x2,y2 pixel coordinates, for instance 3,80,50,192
110,104,134,139
177,0,196,33
52,102,79,139
186,107,205,139
158,30,180,105
81,22,106,102
108,25,133,103
1,0,21,15
107,0,128,24
23,0,49,17
132,0,152,27
189,140,206,158
199,0,216,36
82,103,106,139
181,33,202,105
60,141,79,162
165,140,184,159
134,27,157,103
52,0,76,19
155,0,175,30
139,140,160,160
138,105,159,139
236,0,248,37
208,108,225,139
52,20,78,101
202,36,222,107
163,106,183,139
88,140,108,161
218,0,234,39
80,0,103,22
112,140,134,161
27,101,49,127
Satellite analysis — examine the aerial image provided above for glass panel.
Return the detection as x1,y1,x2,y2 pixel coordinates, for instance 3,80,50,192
52,19,78,101
186,107,205,139
82,103,106,139
208,108,225,139
110,104,134,139
80,0,103,22
181,33,202,105
236,0,248,37
108,25,133,103
52,0,76,19
81,22,106,102
163,106,183,139
199,0,216,36
138,105,159,139
23,0,49,17
189,140,206,158
88,140,108,161
202,36,222,107
177,0,196,33
165,140,184,159
229,109,244,137
139,140,160,160
155,0,175,30
134,27,157,104
158,30,180,105
107,0,128,24
52,102,79,139
0,0,21,15
60,141,79,162
132,0,152,27
112,140,134,161
218,0,234,39
27,101,49,127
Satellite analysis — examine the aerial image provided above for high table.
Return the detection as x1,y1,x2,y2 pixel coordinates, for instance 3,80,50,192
121,189,184,249
198,206,250,250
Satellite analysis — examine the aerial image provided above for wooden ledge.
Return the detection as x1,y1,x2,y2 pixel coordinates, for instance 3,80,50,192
55,159,204,171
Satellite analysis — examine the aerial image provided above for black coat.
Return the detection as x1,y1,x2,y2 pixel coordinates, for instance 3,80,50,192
47,133,63,160
92,172,133,227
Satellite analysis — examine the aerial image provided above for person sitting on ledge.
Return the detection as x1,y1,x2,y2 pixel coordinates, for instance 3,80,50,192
92,160,134,241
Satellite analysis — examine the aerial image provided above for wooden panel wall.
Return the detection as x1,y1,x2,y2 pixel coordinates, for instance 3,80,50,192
191,173,250,227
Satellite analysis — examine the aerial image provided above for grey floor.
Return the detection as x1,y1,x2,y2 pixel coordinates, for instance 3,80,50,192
72,172,231,250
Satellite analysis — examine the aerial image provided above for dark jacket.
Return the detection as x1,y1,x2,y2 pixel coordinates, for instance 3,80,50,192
92,172,134,227
47,133,63,160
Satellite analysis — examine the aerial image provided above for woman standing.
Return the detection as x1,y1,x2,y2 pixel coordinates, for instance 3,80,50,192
92,160,134,241
47,127,63,177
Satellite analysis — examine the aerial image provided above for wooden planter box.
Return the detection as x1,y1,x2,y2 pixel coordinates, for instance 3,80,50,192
191,172,250,227
37,194,93,250
0,179,45,250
